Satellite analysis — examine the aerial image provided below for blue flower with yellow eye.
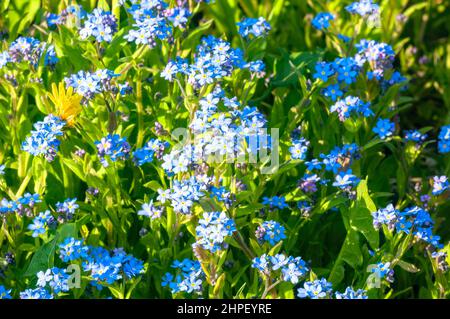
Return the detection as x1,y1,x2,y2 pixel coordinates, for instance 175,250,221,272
312,12,334,30
323,84,343,101
0,285,12,299
313,62,334,82
373,118,395,139
256,220,286,246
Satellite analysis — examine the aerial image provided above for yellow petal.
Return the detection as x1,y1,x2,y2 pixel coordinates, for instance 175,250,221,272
48,81,82,126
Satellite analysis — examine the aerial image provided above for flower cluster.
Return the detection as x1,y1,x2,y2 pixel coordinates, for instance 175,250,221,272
262,196,288,210
0,37,58,70
404,129,427,145
312,13,334,31
370,262,394,282
28,211,53,237
84,247,145,286
59,238,89,262
55,198,79,221
372,205,442,248
346,0,380,25
79,8,118,42
297,278,333,299
0,193,41,216
195,211,236,252
137,200,164,219
161,88,270,174
381,71,407,91
330,95,373,121
161,36,265,88
312,21,406,137
22,115,66,162
125,1,193,46
255,220,286,246
19,288,53,299
209,186,233,207
252,254,309,284
293,143,362,199
298,174,321,193
291,143,363,202
0,0,448,301
237,17,271,39
318,143,360,174
7,239,143,299
36,267,71,294
297,279,367,299
95,134,131,167
356,40,395,80
64,69,122,101
335,287,368,299
313,58,359,84
162,259,204,294
133,139,169,166
46,5,86,27
431,176,449,196
157,175,211,214
59,238,144,288
371,203,398,231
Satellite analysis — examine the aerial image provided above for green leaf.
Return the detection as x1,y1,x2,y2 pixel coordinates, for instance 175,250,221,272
7,0,41,39
343,118,361,133
143,180,162,191
268,240,283,256
396,165,407,199
56,223,78,244
61,158,86,182
350,206,379,249
231,265,249,288
234,282,247,298
24,237,58,277
235,204,263,217
108,286,124,299
17,243,38,253
182,20,214,51
328,230,362,285
349,179,379,249
361,138,385,152
213,273,226,297
272,51,322,87
125,278,142,299
403,2,428,17
329,180,379,286
356,179,377,212
312,195,348,215
104,27,131,60
268,0,286,25
397,260,420,273
249,238,263,256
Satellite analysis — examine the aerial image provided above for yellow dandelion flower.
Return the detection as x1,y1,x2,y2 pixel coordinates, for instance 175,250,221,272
48,82,82,126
